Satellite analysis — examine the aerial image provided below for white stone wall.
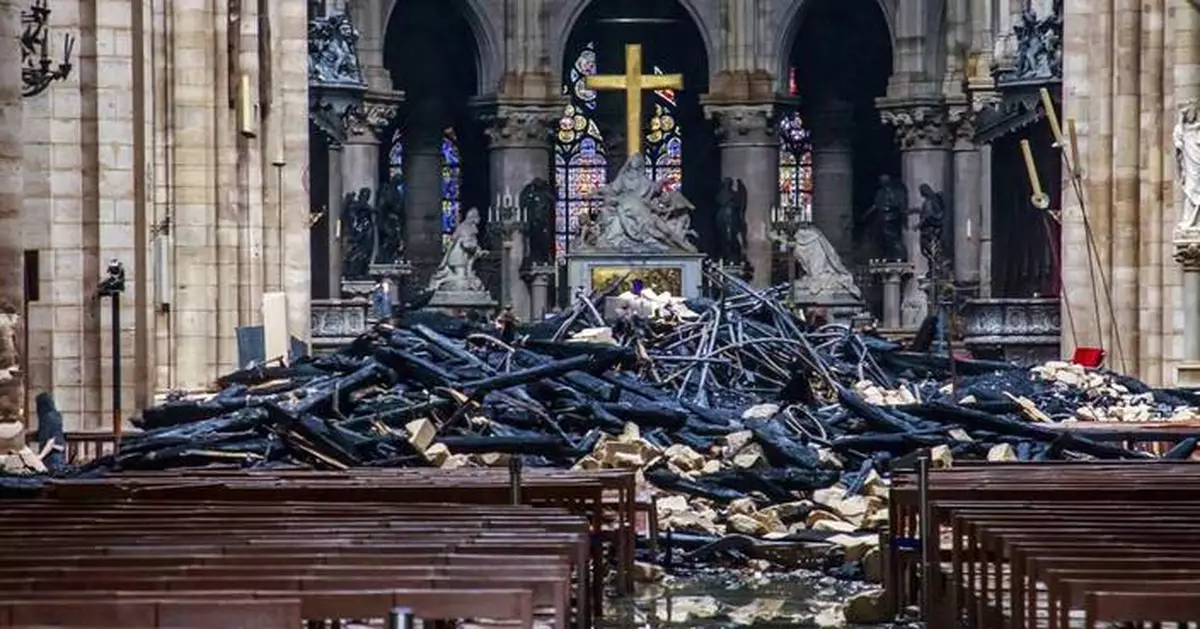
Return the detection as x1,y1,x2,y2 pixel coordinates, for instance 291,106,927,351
15,0,310,431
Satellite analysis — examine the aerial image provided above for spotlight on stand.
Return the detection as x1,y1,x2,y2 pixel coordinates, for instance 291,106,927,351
21,0,75,98
96,259,125,444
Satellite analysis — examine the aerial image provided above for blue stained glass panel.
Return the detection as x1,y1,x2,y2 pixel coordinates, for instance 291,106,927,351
440,128,461,242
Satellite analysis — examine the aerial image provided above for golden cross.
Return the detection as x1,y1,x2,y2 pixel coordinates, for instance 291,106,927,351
585,44,684,158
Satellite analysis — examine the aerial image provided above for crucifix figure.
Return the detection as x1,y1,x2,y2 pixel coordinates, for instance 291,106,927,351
586,44,684,158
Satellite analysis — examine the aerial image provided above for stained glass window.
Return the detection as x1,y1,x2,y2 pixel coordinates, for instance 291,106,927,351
440,127,461,250
388,128,405,198
554,42,607,263
644,70,681,190
779,111,813,218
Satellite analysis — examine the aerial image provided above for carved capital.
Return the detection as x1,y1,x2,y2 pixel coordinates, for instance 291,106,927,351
1176,239,1200,271
879,103,951,150
706,104,779,146
947,107,977,149
344,100,401,142
481,106,560,148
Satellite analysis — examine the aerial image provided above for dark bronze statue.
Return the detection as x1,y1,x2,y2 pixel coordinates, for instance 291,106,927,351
373,174,405,265
713,177,747,263
918,183,947,268
863,174,909,261
340,187,374,279
521,177,556,264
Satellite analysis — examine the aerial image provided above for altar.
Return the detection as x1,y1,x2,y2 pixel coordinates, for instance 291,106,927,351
565,44,704,299
567,251,706,298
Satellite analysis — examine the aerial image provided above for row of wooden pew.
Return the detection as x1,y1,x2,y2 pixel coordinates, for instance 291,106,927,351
0,466,640,629
887,461,1200,629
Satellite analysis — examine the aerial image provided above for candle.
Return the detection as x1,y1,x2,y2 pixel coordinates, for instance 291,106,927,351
495,193,501,210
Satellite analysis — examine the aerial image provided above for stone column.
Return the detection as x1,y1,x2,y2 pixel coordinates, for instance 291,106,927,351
879,99,953,329
1176,242,1200,387
325,144,345,293
479,104,559,319
0,0,22,422
808,99,855,261
1174,0,1200,386
706,104,780,287
404,105,449,280
949,105,983,293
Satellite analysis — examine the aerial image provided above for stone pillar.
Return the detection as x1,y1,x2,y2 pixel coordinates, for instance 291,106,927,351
479,104,559,319
0,0,22,422
706,104,780,287
326,144,345,293
526,264,555,320
337,93,400,292
1176,242,1200,387
1174,0,1200,386
879,100,953,329
404,106,449,280
808,100,855,261
949,106,983,293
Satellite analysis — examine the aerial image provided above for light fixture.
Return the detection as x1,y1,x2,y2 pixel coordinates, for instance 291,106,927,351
21,0,74,98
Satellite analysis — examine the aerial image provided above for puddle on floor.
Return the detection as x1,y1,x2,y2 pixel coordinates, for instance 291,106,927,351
600,569,917,629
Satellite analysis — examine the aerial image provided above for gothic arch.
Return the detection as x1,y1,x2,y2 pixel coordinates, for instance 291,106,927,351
382,0,502,94
548,0,719,89
772,0,896,93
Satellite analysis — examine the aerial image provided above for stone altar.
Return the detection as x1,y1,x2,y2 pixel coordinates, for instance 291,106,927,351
567,154,705,298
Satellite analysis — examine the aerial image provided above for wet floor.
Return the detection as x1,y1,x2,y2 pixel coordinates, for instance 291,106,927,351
600,570,907,629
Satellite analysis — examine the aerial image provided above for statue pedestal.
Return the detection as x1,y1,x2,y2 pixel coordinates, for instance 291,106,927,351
793,291,865,326
369,261,413,305
428,290,498,316
566,251,707,299
340,278,376,299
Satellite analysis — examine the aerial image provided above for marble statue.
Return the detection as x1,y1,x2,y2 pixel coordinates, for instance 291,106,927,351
373,174,405,265
793,225,863,302
714,177,747,263
1174,101,1200,234
428,207,487,293
918,183,948,266
521,177,556,264
340,187,375,279
308,12,365,86
582,154,698,253
865,174,909,261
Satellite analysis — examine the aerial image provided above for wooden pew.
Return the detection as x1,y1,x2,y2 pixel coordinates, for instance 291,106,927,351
0,598,301,629
886,462,1200,629
0,502,583,629
1,490,598,628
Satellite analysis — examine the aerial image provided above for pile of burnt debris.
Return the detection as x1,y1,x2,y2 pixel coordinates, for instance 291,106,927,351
7,273,1200,582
